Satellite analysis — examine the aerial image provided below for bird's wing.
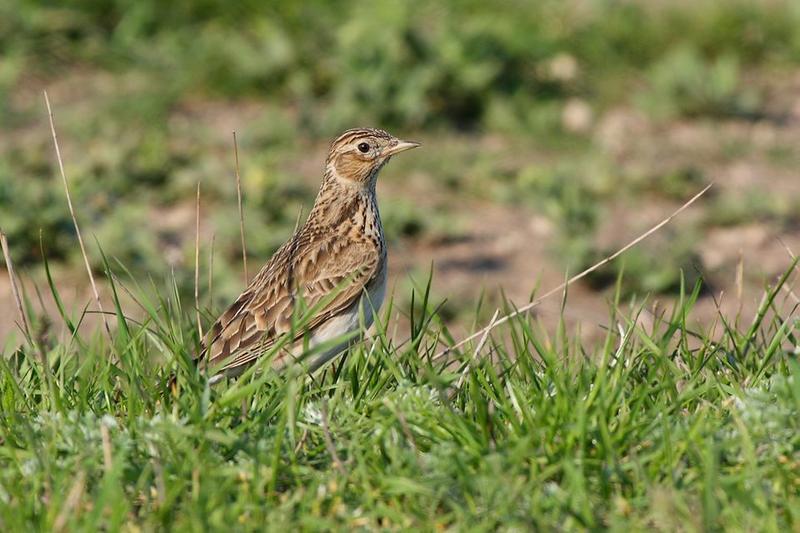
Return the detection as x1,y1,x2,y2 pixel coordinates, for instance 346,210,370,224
198,231,381,373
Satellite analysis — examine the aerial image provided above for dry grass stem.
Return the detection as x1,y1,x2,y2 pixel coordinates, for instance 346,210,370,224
195,182,203,339
0,230,32,341
232,131,248,283
293,428,310,454
736,248,744,306
44,90,111,339
455,309,499,391
435,183,714,360
192,468,200,502
53,471,86,533
775,237,800,304
208,233,215,305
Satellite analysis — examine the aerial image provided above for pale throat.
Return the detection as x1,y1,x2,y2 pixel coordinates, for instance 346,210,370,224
310,162,382,228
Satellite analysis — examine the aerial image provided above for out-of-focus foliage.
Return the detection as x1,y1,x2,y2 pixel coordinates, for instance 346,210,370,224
639,47,760,119
1,0,800,299
3,0,800,129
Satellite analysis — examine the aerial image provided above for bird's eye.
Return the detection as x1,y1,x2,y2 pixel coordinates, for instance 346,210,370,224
357,142,370,153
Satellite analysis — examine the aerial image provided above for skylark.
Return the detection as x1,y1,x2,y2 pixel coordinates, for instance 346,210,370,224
197,128,419,381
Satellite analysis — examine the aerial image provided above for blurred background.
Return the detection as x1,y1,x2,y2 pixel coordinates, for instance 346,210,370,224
2,0,800,341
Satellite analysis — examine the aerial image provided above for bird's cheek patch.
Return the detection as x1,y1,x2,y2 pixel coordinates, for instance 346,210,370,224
335,156,370,182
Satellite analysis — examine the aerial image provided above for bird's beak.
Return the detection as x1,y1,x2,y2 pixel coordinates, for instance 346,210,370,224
384,139,421,156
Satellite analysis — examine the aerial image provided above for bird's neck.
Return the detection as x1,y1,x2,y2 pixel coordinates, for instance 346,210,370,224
306,168,381,231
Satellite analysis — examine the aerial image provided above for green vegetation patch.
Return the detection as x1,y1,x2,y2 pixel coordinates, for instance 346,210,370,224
0,261,798,529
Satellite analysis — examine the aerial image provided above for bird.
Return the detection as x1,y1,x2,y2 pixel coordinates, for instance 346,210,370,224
197,128,419,383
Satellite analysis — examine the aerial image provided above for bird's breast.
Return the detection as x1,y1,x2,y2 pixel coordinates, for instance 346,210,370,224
305,262,387,371
311,266,386,345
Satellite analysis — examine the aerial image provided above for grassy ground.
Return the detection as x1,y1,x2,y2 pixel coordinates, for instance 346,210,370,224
3,1,800,530
0,259,798,530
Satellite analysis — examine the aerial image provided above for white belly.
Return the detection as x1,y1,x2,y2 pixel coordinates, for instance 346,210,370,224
305,271,387,372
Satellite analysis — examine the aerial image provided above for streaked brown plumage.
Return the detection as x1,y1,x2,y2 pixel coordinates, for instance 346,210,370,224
197,128,419,381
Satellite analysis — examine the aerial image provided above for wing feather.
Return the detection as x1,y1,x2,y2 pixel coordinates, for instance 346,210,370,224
198,229,380,374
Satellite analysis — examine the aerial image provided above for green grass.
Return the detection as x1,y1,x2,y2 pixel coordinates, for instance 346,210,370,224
3,1,800,526
0,257,798,530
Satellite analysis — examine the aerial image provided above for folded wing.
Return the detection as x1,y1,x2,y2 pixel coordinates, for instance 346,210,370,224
198,231,380,373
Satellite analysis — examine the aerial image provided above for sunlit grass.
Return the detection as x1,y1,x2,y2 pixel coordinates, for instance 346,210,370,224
0,256,798,530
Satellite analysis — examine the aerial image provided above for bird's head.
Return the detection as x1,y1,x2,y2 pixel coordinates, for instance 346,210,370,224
325,128,420,188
